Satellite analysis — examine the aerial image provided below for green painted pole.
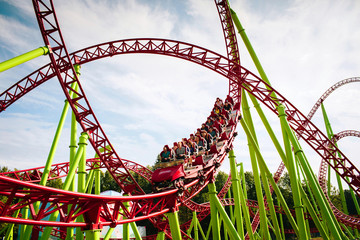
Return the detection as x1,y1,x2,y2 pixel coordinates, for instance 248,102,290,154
22,80,79,239
321,103,349,214
166,211,182,240
193,211,199,240
239,163,255,240
41,133,89,240
206,223,212,240
85,229,101,240
94,146,111,195
227,189,235,224
208,181,221,240
299,187,330,240
85,169,95,193
130,222,143,240
277,200,285,240
67,65,80,240
197,216,207,240
279,106,344,240
4,208,20,240
19,205,29,238
123,197,130,240
103,208,123,240
209,182,241,240
241,93,270,239
228,150,244,238
0,46,49,72
187,216,195,237
239,117,299,237
240,113,282,239
76,130,87,240
278,105,308,240
230,9,269,86
156,231,165,240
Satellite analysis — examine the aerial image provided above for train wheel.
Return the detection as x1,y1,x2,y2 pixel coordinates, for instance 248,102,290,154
173,178,185,196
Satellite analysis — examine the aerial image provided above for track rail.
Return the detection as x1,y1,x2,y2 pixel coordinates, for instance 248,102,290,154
1,38,359,230
307,77,360,121
318,130,360,229
32,0,144,195
0,158,152,183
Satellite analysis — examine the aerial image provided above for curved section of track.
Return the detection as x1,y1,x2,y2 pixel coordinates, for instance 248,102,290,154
32,0,144,196
318,130,360,229
307,77,360,121
1,38,359,231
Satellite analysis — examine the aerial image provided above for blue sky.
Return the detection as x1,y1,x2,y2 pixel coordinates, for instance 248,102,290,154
0,0,359,184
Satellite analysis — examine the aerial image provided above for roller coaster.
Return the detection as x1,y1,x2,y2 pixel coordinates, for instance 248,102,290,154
0,0,359,239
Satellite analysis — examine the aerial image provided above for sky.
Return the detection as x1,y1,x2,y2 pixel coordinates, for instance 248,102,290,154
0,0,359,188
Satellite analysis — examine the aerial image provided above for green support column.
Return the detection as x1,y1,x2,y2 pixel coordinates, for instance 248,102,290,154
129,221,143,240
123,196,130,240
193,211,199,240
41,133,89,240
4,208,20,240
230,9,269,85
166,211,182,240
279,108,345,240
209,182,241,240
85,229,101,240
156,231,165,240
238,163,255,240
22,80,79,239
321,103,349,214
94,146,111,195
0,46,49,72
208,181,221,240
76,127,87,240
278,105,308,240
67,64,80,240
239,117,300,237
228,150,244,238
241,93,270,239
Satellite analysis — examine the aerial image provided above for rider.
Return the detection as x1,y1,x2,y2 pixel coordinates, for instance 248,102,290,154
160,145,173,162
175,141,188,160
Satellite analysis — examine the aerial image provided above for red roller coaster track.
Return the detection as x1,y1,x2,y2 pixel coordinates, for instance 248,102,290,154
1,0,359,237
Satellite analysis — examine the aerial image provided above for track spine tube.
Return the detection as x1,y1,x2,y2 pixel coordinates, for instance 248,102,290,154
278,104,308,240
0,46,49,72
228,149,245,238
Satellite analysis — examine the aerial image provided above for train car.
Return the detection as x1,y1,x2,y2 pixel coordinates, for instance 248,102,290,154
151,100,240,193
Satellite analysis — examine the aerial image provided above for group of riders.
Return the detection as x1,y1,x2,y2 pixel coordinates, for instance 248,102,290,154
158,95,236,166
